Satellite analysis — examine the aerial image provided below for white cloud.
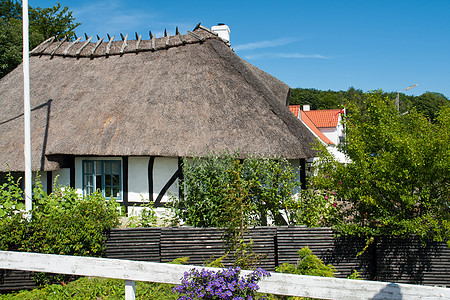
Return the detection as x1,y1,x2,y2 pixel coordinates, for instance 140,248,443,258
233,37,296,51
243,52,331,60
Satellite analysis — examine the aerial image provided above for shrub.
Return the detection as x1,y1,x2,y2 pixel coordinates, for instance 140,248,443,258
172,152,300,228
275,246,336,277
287,189,341,227
0,174,119,285
0,173,28,251
126,198,158,228
171,152,301,269
0,172,120,284
25,185,120,256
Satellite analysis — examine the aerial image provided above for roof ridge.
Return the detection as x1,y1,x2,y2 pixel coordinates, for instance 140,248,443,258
304,108,342,127
30,25,226,59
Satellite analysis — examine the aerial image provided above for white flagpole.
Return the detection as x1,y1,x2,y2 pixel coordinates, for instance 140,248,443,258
23,0,32,213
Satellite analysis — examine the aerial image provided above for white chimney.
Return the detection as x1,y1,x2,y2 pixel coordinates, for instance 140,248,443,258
303,104,310,111
211,23,230,43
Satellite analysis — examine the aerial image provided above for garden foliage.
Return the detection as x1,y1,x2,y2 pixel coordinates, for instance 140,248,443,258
126,198,158,228
172,152,300,228
312,91,450,243
171,153,300,267
287,189,340,227
0,173,120,257
275,246,336,277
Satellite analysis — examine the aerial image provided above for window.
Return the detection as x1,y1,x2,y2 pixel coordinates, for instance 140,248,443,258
82,160,121,199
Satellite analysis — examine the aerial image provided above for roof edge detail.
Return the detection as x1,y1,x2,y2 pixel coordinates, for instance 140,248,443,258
30,25,227,59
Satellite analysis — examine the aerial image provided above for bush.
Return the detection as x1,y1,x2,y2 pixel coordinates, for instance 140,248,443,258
287,189,341,227
275,246,336,277
172,152,300,228
126,198,158,228
171,153,299,268
0,173,28,251
0,173,120,256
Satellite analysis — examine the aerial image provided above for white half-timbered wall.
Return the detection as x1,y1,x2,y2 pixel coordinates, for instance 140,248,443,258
15,157,303,218
22,156,180,216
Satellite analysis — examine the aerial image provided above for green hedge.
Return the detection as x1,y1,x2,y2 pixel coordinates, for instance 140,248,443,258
0,173,120,257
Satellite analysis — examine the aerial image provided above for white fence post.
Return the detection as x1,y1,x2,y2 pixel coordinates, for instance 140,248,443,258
125,280,135,300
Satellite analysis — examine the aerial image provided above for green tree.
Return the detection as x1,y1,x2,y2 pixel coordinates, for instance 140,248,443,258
289,87,359,110
411,92,449,122
29,2,79,40
0,1,80,78
288,87,448,121
0,0,21,19
312,91,450,244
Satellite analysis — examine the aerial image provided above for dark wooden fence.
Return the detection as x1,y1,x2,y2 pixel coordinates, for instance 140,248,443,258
1,226,449,293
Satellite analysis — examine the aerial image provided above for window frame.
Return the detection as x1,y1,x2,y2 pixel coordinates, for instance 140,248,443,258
82,160,122,200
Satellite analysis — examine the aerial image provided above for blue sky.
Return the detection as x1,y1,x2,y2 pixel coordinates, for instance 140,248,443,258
34,0,450,97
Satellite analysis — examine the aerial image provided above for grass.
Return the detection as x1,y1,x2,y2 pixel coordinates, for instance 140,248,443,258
0,277,179,300
0,276,312,300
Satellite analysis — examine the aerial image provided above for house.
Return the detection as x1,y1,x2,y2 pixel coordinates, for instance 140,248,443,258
289,105,345,145
0,24,317,215
289,105,349,163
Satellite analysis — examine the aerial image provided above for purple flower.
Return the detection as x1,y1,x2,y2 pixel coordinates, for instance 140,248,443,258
173,267,270,299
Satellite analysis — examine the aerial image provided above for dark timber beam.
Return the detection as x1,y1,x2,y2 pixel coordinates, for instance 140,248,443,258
122,157,129,214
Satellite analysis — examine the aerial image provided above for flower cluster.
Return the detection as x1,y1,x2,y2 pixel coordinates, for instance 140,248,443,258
173,267,270,300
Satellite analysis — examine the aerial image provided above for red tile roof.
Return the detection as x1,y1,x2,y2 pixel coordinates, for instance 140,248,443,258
289,105,300,117
289,105,334,145
300,111,334,145
303,109,343,128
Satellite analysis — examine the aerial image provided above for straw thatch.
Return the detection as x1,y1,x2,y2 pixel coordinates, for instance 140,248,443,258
0,25,316,172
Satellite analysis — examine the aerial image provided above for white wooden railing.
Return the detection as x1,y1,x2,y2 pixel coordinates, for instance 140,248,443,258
0,251,449,300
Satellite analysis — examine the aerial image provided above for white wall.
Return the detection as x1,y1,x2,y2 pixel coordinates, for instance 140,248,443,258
319,114,344,145
326,146,351,164
32,170,69,192
128,156,179,219
73,156,179,206
52,168,71,188
128,157,150,202
152,157,179,203
320,127,339,145
128,156,179,204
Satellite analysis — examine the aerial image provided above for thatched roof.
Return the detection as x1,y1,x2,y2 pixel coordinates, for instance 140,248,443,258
0,25,316,172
